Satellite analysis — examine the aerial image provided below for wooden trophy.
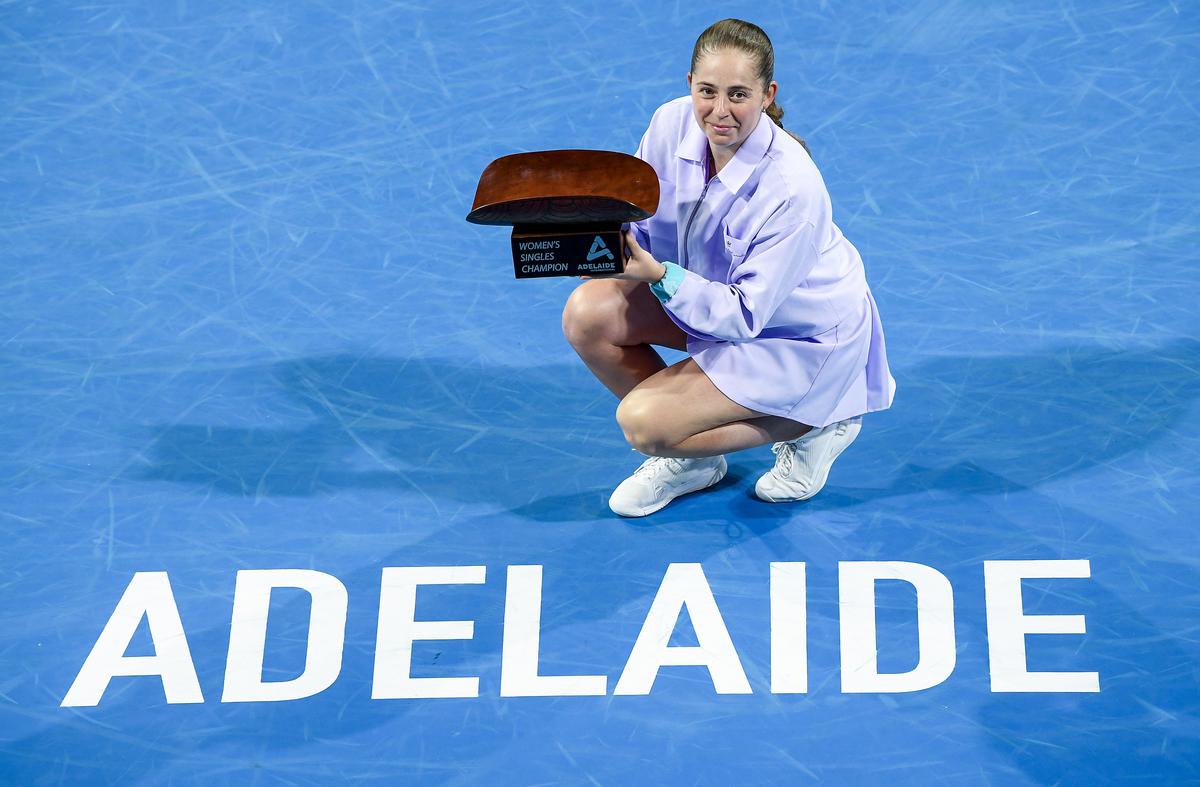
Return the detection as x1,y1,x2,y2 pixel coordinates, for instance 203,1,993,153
466,150,660,279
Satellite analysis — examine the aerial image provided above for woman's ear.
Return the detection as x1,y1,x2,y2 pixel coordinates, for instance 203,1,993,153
764,80,778,109
686,72,693,89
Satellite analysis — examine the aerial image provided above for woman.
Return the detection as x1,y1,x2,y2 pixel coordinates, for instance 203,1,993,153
562,18,895,517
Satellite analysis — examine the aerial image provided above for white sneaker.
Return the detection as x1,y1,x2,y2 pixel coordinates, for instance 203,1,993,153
608,454,728,517
754,417,862,502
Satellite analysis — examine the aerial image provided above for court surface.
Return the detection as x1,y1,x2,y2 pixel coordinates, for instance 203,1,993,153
2,1,1197,784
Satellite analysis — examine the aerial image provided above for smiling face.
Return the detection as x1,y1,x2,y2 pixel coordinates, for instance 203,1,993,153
687,48,778,163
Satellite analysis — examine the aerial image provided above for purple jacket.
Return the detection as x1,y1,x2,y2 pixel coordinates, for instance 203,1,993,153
630,96,894,427
633,96,869,343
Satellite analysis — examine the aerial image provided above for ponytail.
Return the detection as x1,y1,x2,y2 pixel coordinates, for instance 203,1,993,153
765,102,811,157
693,19,813,158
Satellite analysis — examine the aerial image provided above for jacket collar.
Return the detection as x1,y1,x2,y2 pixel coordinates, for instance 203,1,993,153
675,107,774,195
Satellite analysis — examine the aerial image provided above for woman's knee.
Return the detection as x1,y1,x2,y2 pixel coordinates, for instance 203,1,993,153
561,279,629,350
615,391,672,455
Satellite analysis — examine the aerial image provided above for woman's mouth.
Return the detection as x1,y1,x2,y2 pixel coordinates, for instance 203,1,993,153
711,124,735,134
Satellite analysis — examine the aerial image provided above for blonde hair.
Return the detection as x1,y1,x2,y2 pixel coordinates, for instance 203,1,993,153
691,19,812,157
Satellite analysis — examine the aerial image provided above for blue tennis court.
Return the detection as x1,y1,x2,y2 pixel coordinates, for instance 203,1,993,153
3,1,1197,783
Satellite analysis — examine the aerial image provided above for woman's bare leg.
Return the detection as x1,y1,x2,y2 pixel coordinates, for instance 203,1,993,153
563,279,812,457
561,279,688,399
667,415,813,457
616,358,813,458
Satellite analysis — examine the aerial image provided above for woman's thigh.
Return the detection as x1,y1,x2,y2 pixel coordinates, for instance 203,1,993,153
617,357,766,445
564,278,689,351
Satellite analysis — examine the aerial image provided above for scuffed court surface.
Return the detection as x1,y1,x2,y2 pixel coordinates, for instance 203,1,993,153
2,2,1197,783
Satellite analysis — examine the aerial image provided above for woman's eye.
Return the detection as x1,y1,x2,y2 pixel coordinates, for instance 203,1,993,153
732,91,748,100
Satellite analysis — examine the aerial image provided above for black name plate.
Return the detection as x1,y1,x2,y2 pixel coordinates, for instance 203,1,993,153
511,223,625,279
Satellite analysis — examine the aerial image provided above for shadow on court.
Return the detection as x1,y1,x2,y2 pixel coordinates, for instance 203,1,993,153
9,339,1195,782
133,338,1199,515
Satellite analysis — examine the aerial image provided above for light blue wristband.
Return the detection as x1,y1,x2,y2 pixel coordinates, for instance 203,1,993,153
649,261,685,302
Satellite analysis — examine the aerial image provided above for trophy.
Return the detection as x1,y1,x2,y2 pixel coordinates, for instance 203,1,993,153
467,150,660,279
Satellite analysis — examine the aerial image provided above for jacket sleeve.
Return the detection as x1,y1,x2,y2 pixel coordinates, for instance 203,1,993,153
662,201,819,342
629,100,683,260
630,121,657,256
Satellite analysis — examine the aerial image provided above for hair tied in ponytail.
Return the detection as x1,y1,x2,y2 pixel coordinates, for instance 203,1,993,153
692,19,812,158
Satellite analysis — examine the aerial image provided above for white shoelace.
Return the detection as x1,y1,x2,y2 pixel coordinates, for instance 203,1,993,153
634,456,684,478
771,423,843,478
770,441,797,477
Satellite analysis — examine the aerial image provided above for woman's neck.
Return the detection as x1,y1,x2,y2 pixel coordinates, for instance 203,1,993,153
707,145,735,179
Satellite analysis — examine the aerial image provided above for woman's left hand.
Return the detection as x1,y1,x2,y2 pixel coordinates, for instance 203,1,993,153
580,229,667,284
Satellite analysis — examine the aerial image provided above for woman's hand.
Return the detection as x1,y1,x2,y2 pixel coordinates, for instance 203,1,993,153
580,229,667,284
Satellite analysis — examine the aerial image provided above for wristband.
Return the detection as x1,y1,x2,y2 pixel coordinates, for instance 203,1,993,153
649,261,685,302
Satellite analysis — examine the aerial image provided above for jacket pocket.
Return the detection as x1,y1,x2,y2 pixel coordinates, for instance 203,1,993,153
723,227,751,279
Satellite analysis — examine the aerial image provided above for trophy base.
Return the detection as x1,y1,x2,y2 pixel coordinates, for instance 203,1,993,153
511,223,626,279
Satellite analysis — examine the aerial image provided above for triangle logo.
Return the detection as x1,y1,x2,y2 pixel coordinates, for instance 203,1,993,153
587,236,615,262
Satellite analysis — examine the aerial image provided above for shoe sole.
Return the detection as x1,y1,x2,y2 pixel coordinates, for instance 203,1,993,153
756,421,861,503
611,464,728,517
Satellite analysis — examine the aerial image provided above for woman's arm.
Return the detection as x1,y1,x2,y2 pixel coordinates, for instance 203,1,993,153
628,98,690,264
627,204,820,342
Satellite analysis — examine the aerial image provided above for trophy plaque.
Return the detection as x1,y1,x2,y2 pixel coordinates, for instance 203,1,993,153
467,150,660,279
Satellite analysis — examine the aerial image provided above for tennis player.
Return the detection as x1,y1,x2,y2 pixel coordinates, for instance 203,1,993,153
562,18,895,516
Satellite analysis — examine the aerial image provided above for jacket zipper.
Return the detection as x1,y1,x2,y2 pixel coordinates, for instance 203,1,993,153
681,178,714,268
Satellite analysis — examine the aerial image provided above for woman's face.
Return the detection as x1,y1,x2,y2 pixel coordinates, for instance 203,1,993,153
688,48,778,158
